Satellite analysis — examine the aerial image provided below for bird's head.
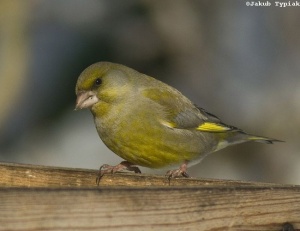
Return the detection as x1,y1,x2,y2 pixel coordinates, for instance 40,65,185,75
75,62,132,111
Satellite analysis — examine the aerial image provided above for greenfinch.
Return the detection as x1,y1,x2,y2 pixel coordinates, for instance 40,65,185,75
75,62,281,180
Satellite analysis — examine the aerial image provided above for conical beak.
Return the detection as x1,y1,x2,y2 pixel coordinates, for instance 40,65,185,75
75,91,99,110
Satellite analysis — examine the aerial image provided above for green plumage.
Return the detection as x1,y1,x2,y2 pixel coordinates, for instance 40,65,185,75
75,62,281,173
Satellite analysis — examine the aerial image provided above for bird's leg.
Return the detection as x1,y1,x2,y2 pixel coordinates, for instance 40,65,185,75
96,161,141,185
165,161,190,182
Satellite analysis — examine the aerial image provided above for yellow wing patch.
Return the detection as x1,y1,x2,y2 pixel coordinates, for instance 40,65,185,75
197,122,233,132
160,120,176,128
160,120,236,132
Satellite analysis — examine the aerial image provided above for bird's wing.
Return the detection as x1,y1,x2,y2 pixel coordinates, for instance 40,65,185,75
143,87,240,133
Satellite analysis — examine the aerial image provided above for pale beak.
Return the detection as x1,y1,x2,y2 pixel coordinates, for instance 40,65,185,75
75,91,99,110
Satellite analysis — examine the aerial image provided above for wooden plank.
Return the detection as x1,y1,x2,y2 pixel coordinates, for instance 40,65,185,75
1,162,300,230
0,187,300,230
0,162,292,188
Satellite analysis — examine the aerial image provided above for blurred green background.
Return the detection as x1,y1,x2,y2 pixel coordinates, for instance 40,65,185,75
0,0,299,184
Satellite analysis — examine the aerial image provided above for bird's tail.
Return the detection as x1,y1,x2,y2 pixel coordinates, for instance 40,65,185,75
215,131,283,151
246,134,283,144
226,131,283,145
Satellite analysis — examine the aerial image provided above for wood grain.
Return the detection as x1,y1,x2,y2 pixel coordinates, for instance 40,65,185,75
0,162,300,230
0,187,300,230
0,162,290,187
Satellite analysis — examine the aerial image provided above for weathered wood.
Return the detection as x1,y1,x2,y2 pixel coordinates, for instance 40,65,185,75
0,162,290,187
0,187,300,230
0,162,300,230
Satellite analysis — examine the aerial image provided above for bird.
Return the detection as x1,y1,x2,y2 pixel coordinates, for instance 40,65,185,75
75,62,281,182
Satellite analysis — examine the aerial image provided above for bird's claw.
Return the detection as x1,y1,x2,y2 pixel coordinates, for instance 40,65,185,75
165,169,190,180
165,161,190,184
96,161,141,185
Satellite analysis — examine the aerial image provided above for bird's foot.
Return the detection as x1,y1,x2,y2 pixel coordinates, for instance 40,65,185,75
96,161,141,185
165,161,190,183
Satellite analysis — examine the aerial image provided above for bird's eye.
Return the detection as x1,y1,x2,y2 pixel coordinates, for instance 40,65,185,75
95,78,102,86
